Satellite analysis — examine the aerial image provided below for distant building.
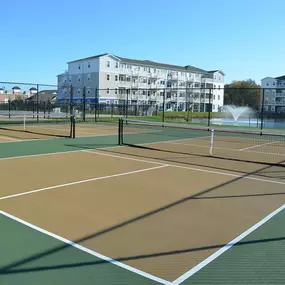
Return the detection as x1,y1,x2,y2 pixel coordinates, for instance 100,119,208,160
0,88,4,94
29,87,37,95
57,53,225,112
25,89,57,103
12,86,21,94
261,75,285,113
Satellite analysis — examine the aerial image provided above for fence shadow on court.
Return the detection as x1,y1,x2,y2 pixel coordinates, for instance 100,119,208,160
1,236,285,275
0,154,284,276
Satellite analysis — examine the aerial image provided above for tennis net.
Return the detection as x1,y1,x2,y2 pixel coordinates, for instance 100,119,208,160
118,118,285,167
0,114,75,140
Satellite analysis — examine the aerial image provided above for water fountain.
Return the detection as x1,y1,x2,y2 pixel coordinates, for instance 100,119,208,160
222,105,254,121
207,105,258,127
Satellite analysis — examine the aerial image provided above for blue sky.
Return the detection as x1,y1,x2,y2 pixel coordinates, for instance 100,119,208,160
0,0,284,85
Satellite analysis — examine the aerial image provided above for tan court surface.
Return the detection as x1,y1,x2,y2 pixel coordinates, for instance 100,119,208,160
1,149,285,281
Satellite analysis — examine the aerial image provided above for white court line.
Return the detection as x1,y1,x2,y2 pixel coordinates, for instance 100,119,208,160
0,210,171,285
166,141,285,157
239,140,281,151
0,136,22,142
173,202,285,284
85,150,285,186
0,165,167,201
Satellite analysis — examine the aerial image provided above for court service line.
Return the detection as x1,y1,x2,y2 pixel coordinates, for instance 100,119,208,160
173,202,285,284
0,210,171,285
85,150,285,186
0,165,167,201
239,140,280,151
0,136,22,142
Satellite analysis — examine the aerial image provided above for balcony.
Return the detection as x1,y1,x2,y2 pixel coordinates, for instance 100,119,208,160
117,81,132,87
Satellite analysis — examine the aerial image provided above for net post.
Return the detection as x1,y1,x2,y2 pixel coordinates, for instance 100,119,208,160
118,118,122,145
71,115,75,139
209,129,214,156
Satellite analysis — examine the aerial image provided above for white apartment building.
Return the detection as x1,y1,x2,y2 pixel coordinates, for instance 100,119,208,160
57,53,225,112
261,75,285,113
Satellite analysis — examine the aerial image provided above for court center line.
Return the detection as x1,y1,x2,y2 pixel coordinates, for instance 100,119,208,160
239,140,280,151
85,150,285,186
172,202,285,284
0,210,171,285
0,165,167,201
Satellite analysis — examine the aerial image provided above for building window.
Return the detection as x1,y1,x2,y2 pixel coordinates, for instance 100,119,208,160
87,89,91,95
78,65,81,70
107,74,110,80
218,95,220,100
115,75,118,81
77,76,81,82
106,61,110,67
88,62,91,68
115,88,118,94
87,74,91,81
115,62,118,68
69,76,72,83
107,88,110,94
77,89,81,96
213,95,215,100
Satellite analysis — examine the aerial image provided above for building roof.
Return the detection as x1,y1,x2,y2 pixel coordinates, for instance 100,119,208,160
115,56,207,73
29,87,37,90
0,88,4,90
275,75,285,80
12,86,21,90
25,90,57,102
67,53,222,74
67,53,109,64
208,70,225,75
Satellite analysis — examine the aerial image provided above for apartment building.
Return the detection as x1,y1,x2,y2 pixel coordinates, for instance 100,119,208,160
261,75,285,113
57,53,225,112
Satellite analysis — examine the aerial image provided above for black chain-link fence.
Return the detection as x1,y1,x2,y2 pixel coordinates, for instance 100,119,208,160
1,82,285,131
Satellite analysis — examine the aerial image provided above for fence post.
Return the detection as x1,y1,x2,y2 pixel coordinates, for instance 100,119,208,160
260,88,265,130
36,84,39,123
162,89,165,123
70,85,74,116
82,86,86,122
8,99,11,118
95,88,98,122
207,88,212,127
126,89,129,118
32,101,35,119
43,101,46,118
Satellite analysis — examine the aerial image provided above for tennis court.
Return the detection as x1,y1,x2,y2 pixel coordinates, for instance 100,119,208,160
1,119,285,285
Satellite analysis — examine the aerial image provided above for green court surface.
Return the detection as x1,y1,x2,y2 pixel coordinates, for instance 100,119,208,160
1,123,285,285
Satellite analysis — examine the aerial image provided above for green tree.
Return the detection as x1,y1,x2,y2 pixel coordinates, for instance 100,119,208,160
224,79,261,110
